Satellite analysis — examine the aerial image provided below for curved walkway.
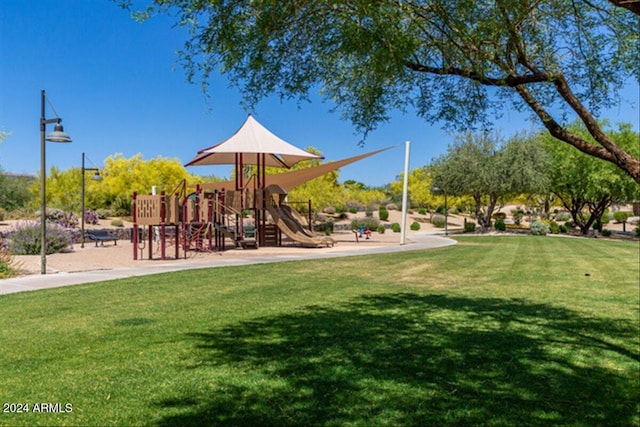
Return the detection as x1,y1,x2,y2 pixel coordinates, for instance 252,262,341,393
0,233,456,296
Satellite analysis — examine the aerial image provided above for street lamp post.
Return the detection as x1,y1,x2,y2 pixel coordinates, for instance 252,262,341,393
40,89,72,274
432,185,448,236
80,153,103,248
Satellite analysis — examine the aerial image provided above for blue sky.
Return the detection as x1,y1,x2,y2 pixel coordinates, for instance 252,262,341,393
1,0,638,187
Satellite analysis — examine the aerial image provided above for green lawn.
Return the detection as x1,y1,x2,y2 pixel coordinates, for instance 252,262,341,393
1,236,638,426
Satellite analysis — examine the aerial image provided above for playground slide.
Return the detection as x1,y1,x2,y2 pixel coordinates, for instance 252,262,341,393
266,203,334,248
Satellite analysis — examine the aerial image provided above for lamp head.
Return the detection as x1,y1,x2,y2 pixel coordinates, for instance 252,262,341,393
91,171,103,182
45,121,72,143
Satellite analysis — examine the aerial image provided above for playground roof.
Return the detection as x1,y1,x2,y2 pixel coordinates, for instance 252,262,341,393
195,146,394,193
185,114,323,168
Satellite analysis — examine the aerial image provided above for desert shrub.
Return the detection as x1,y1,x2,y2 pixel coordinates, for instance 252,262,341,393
493,212,507,221
345,200,365,212
379,207,389,221
351,218,380,231
390,222,401,233
410,221,420,231
323,206,336,214
44,208,78,229
84,209,100,225
530,220,550,236
635,227,640,237
0,208,5,221
95,208,113,219
418,208,426,215
464,221,476,233
613,211,631,224
495,219,506,231
559,224,568,233
110,218,124,227
512,212,524,225
315,221,334,235
543,219,560,234
386,203,398,211
365,207,373,217
376,225,385,234
0,247,20,279
8,221,72,255
601,229,612,237
431,214,446,228
113,194,132,217
554,212,571,222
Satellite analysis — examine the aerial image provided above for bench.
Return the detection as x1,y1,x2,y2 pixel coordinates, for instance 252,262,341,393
86,229,117,246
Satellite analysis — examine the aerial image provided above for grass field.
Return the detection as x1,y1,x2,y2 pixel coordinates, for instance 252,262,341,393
0,236,638,426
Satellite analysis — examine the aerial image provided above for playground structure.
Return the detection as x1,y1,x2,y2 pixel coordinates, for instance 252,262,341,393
131,181,331,260
132,115,392,260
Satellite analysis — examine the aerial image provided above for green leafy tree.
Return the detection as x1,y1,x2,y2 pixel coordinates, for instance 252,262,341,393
541,122,639,234
123,0,640,182
430,132,549,230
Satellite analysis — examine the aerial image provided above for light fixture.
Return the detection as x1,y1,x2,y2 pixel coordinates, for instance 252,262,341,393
81,152,103,248
40,89,72,274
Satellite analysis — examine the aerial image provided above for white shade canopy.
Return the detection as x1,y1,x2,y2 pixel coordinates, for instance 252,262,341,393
185,114,323,168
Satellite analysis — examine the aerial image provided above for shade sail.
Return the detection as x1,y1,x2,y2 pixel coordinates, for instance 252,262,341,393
195,146,394,193
185,114,323,168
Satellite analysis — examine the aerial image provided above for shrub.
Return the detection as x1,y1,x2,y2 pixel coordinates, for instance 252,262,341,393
8,221,73,255
554,212,571,222
495,219,506,231
96,208,113,219
376,225,386,234
84,209,100,225
111,218,124,227
349,207,358,214
543,219,560,234
530,220,550,236
351,218,380,231
0,208,5,222
379,207,389,221
512,212,524,225
464,221,476,233
601,229,612,237
365,207,373,217
635,227,640,237
431,214,445,228
0,247,20,279
418,208,426,215
613,211,631,224
559,224,568,233
315,221,334,235
386,203,398,211
390,222,401,232
410,221,420,231
493,212,507,221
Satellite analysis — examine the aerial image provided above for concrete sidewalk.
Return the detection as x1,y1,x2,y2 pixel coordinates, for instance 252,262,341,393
0,233,455,296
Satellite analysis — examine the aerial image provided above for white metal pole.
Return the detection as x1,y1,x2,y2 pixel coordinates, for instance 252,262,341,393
400,140,410,245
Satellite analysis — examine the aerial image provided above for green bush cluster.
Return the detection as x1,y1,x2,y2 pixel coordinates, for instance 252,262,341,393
379,207,389,221
315,221,334,235
418,208,426,215
464,221,476,233
390,222,401,232
495,219,506,231
613,211,631,223
410,221,420,231
377,225,386,234
431,216,445,228
351,218,380,231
